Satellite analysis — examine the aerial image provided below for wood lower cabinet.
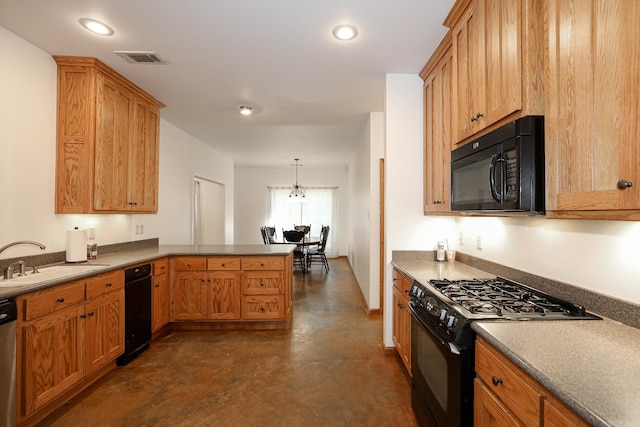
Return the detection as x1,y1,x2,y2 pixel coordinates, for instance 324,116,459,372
544,0,640,220
152,258,170,332
171,255,290,323
54,56,164,214
17,270,124,424
22,302,85,416
475,336,588,427
392,268,412,375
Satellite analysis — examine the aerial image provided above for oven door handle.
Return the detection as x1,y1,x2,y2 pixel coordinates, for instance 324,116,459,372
411,308,462,356
489,153,505,202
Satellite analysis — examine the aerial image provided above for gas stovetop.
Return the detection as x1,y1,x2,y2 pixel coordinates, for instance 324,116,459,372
408,276,600,348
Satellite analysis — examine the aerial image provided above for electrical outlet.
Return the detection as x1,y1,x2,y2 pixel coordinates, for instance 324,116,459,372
458,232,464,246
134,225,145,235
476,235,482,250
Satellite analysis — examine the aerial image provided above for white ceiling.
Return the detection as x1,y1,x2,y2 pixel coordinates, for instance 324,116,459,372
0,0,454,167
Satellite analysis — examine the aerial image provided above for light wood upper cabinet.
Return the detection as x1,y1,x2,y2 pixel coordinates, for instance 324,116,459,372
54,56,164,214
544,0,640,219
421,33,453,213
446,0,543,145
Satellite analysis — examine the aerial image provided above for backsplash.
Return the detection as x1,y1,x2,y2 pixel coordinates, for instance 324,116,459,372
0,238,159,275
392,250,640,330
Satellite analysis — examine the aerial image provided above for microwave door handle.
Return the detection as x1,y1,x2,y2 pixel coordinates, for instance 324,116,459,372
489,154,504,202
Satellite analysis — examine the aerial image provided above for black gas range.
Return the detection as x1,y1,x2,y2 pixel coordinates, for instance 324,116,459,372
407,276,599,427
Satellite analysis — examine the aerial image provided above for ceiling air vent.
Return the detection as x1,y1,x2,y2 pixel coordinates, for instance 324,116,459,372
114,51,170,65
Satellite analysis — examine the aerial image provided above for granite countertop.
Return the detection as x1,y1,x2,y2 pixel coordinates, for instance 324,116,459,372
473,320,640,427
0,244,296,300
392,258,640,427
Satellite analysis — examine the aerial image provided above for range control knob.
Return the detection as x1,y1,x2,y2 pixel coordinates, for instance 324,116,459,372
446,315,458,329
439,309,448,321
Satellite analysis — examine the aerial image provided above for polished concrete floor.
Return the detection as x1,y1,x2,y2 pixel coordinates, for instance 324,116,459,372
41,258,417,426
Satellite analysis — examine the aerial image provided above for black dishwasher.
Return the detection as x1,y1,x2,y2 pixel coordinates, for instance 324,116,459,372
117,264,152,366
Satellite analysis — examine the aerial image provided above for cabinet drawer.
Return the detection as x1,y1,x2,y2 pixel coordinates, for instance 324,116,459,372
85,270,124,300
392,268,413,297
241,295,285,320
241,257,284,270
153,258,169,276
475,338,543,426
23,282,85,321
242,271,283,295
208,257,241,271
173,257,207,271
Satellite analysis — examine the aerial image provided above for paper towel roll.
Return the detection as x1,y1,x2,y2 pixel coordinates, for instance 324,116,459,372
66,228,87,262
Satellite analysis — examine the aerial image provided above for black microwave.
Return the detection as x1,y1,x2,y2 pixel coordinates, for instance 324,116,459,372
450,116,545,214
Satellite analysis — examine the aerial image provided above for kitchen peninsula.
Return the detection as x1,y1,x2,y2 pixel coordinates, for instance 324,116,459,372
1,243,296,427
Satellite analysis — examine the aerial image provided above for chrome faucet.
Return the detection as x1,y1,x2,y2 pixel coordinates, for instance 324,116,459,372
1,240,46,279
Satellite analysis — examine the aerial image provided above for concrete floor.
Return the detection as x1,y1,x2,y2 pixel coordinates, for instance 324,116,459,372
40,258,417,426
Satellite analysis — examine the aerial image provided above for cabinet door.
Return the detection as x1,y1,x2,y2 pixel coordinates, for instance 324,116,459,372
424,43,453,213
93,73,133,211
452,0,523,143
172,271,208,320
152,273,170,331
207,271,241,320
392,286,411,374
85,290,125,375
452,0,486,140
129,99,160,212
474,379,524,427
545,0,640,217
543,397,589,427
22,305,85,416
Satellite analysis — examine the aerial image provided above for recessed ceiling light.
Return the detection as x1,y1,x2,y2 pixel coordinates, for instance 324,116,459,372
332,25,358,41
239,106,253,116
79,18,114,36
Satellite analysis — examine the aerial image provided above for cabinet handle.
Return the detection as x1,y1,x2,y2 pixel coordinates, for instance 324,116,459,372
397,303,404,309
260,263,265,267
128,202,138,206
106,282,112,287
80,314,86,319
221,263,225,267
491,376,503,386
155,283,160,288
88,311,95,316
260,283,265,287
57,298,65,303
617,180,633,189
187,263,192,267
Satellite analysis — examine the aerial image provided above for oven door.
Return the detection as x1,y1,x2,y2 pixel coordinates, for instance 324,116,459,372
410,311,473,427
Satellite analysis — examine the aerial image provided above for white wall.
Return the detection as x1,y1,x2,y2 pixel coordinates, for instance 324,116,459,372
348,112,384,311
455,216,640,303
0,25,233,258
383,74,457,346
234,166,349,254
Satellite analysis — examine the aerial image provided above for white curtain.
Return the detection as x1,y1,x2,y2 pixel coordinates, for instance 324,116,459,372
268,187,338,257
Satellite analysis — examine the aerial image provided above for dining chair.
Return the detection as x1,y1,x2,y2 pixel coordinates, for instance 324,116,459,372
283,230,307,274
259,227,269,244
265,226,276,243
306,225,330,272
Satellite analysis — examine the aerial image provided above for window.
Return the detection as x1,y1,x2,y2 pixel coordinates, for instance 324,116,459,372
268,187,337,257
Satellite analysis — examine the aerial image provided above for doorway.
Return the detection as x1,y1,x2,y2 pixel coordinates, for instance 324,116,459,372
192,176,225,244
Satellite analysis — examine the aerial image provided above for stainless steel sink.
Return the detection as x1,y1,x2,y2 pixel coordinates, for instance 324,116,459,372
0,264,109,287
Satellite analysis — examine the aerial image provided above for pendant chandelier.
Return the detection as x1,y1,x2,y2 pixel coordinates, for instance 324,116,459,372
289,158,306,199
